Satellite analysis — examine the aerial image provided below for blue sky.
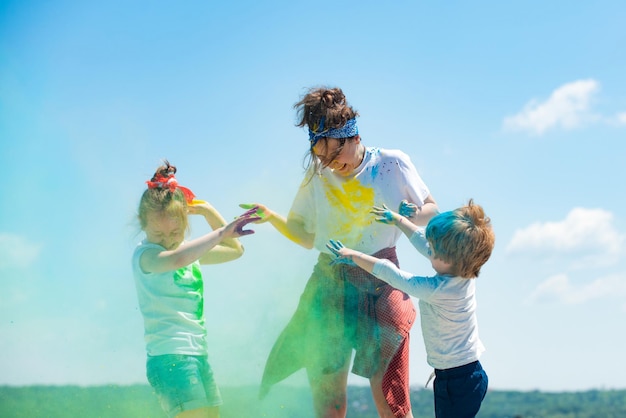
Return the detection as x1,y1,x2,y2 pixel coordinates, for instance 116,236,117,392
1,0,625,393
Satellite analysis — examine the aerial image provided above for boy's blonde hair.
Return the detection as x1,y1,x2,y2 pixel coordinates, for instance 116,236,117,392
425,199,495,278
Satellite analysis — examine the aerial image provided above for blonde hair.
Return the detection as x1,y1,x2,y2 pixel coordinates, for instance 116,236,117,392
137,160,189,231
425,199,495,278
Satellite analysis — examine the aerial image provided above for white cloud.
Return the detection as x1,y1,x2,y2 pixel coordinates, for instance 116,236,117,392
506,208,624,265
527,272,626,305
613,111,626,126
0,233,42,269
503,79,600,135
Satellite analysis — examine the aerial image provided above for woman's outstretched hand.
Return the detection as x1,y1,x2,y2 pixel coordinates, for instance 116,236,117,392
239,203,272,223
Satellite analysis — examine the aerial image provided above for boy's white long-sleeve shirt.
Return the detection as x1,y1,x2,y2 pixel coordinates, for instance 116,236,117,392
371,229,485,370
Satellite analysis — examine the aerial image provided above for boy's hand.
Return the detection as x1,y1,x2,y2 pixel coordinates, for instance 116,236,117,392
239,203,272,223
326,239,357,266
371,204,400,225
398,200,418,218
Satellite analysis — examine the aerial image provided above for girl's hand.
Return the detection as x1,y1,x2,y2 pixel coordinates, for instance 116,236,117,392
223,208,262,238
371,204,400,225
326,239,357,266
239,203,272,224
187,200,214,216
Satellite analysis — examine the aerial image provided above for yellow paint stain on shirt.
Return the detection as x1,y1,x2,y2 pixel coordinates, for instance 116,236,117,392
322,176,375,243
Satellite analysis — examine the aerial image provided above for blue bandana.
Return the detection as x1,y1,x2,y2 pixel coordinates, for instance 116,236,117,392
308,117,358,147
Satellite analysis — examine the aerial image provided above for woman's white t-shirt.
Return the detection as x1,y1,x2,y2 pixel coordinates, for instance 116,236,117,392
289,147,431,254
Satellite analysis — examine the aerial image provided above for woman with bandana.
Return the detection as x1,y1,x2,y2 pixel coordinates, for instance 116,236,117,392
242,87,438,418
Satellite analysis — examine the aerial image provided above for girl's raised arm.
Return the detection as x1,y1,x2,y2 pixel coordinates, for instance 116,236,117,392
141,212,258,273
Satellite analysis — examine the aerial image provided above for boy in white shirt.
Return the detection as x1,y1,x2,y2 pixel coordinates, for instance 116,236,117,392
327,199,495,418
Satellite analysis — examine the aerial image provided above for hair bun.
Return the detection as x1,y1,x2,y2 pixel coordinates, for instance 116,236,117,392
153,160,177,181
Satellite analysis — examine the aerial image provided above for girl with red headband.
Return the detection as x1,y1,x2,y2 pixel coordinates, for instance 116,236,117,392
133,160,259,418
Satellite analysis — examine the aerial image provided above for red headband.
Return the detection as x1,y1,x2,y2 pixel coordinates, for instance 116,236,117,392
146,173,196,204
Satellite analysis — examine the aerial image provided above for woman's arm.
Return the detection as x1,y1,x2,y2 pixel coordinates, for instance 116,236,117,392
394,150,439,226
240,203,314,249
415,194,438,225
410,194,439,226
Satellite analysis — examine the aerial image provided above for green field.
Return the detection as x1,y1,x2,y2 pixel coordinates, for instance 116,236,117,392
1,384,625,418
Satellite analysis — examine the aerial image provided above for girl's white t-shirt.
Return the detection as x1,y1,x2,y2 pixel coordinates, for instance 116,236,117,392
132,241,208,356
